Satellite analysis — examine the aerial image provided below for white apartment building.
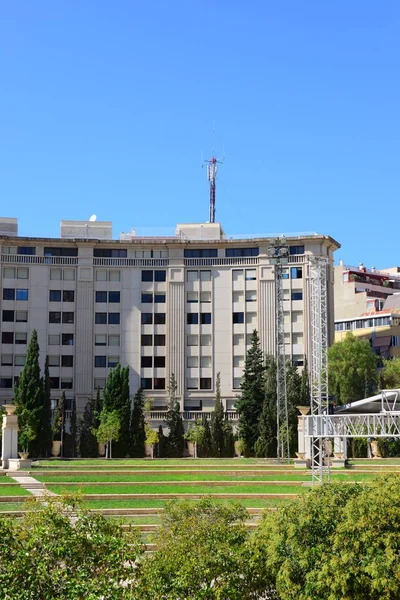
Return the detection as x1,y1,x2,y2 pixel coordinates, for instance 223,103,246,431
0,217,339,418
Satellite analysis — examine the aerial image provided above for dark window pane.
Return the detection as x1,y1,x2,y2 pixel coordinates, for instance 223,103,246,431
1,332,14,344
187,313,199,325
95,313,107,324
3,289,15,301
154,313,166,325
154,378,165,390
61,355,74,367
108,313,120,325
289,245,305,255
141,293,153,303
225,247,259,257
49,290,61,302
184,249,218,258
61,379,73,389
62,312,74,324
49,377,60,389
233,312,244,324
154,356,165,368
16,289,28,301
154,270,166,282
141,270,153,282
141,313,153,325
154,294,165,303
291,291,303,301
62,334,74,346
201,313,211,325
0,378,13,389
291,267,303,279
44,247,78,257
108,357,119,368
200,378,212,390
108,291,120,303
141,335,153,346
49,311,61,324
93,248,127,258
96,291,107,303
17,246,35,255
63,290,75,302
141,378,152,389
95,356,107,368
154,335,165,346
141,356,153,368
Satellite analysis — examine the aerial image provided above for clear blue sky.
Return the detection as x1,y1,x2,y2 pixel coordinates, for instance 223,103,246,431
1,1,399,268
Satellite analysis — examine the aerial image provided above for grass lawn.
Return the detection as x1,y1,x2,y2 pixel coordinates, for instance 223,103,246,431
85,497,294,509
0,487,30,496
36,473,312,483
32,458,293,469
47,483,306,495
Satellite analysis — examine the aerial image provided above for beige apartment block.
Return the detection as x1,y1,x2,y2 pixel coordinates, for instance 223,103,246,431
0,217,339,418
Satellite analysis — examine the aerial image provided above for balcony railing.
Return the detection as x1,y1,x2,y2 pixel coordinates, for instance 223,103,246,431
287,255,305,263
93,258,169,267
184,257,259,267
149,411,239,421
1,254,78,265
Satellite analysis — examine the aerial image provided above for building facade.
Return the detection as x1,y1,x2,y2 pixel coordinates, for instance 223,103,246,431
0,218,339,417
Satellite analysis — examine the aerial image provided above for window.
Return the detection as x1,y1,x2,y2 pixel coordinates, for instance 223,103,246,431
154,335,165,346
50,269,62,280
282,269,289,280
291,267,303,279
96,270,107,281
233,355,244,368
108,291,120,303
141,356,153,368
392,336,399,347
226,247,259,257
61,355,74,367
154,294,165,303
232,291,243,303
292,333,303,345
200,356,211,368
187,313,199,325
154,356,165,368
1,355,13,366
187,292,198,303
141,293,153,303
95,356,107,368
62,334,74,346
49,377,60,389
232,270,244,282
3,267,15,279
245,291,256,302
63,290,74,302
2,332,14,344
142,313,153,325
200,291,211,303
184,249,218,258
49,312,61,324
49,334,60,345
200,334,211,346
95,334,107,346
187,335,198,346
109,270,120,282
3,289,15,301
187,271,198,282
48,355,60,367
200,378,212,390
154,313,166,325
201,313,211,325
245,269,256,281
292,356,304,367
16,289,28,301
15,333,27,345
17,268,29,279
108,313,120,325
291,291,303,301
108,335,120,346
187,378,198,390
200,270,211,281
93,248,127,258
63,269,75,281
44,247,78,257
62,312,74,324
289,245,304,255
155,270,166,282
233,378,241,389
2,310,14,322
96,291,107,303
154,378,165,390
141,378,152,389
187,356,198,368
61,378,73,389
233,333,244,346
141,335,152,346
0,378,13,388
49,290,61,302
142,271,153,282
95,312,107,325
247,312,257,325
16,311,28,322
17,246,35,255
233,312,244,324
108,356,119,368
94,378,106,389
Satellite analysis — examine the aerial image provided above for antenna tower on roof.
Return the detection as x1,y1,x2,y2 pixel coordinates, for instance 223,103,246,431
202,122,224,223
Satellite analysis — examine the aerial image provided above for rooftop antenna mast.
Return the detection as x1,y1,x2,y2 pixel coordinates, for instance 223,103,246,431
203,122,224,223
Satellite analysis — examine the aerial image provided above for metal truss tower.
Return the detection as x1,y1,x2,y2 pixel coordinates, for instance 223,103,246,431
203,125,224,223
309,257,330,484
267,239,290,461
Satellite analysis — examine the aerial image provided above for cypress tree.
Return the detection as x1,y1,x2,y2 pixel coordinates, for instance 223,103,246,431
14,329,44,457
222,418,235,457
199,417,212,458
40,355,53,456
79,395,98,457
236,330,265,454
165,373,184,457
286,360,302,455
130,388,145,457
52,391,66,457
300,356,311,406
210,372,224,457
102,364,130,457
255,355,277,458
157,425,166,458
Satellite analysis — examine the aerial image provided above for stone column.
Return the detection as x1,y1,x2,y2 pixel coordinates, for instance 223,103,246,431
294,405,311,468
1,405,18,469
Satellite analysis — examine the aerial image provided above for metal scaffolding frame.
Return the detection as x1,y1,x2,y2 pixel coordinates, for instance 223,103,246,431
267,239,290,461
308,257,330,484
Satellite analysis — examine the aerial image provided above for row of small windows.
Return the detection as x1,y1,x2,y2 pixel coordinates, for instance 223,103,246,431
94,248,127,258
141,356,166,368
187,378,212,390
187,313,211,325
187,291,211,303
95,313,120,325
49,312,75,324
141,335,166,346
184,246,304,258
3,288,29,301
1,355,27,366
96,291,120,303
187,334,211,346
141,378,165,390
335,316,392,331
49,290,75,302
1,332,27,344
141,313,166,325
187,270,212,282
3,267,29,279
2,310,28,322
44,247,78,257
3,246,36,255
282,267,303,279
0,377,73,389
94,356,120,368
141,293,166,304
141,270,166,282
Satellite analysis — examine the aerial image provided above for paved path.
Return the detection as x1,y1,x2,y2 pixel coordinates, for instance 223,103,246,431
6,471,57,496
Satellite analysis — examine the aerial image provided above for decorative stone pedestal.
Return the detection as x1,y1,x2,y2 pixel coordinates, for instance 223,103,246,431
1,404,19,470
8,458,32,471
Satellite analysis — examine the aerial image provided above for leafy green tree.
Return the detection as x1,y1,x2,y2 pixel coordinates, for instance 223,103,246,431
102,364,130,457
156,424,166,458
130,388,145,457
198,416,213,457
381,357,400,388
52,391,66,457
164,373,184,457
211,372,224,457
236,330,265,454
64,398,77,458
79,395,98,457
329,332,378,403
184,419,205,458
144,399,158,459
14,329,44,457
93,410,121,459
40,355,53,456
286,360,302,455
254,356,277,458
222,418,235,457
300,356,311,405
135,498,250,600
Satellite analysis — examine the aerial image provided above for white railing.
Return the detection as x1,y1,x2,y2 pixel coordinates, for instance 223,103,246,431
149,410,239,421
93,258,169,267
1,254,78,265
304,413,400,438
184,257,259,267
288,255,305,264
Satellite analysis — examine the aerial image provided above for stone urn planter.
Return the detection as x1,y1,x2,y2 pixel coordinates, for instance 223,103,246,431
18,452,29,460
51,440,62,457
370,440,381,458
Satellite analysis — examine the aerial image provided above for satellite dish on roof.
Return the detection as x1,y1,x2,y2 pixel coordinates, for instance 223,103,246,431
89,215,97,222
